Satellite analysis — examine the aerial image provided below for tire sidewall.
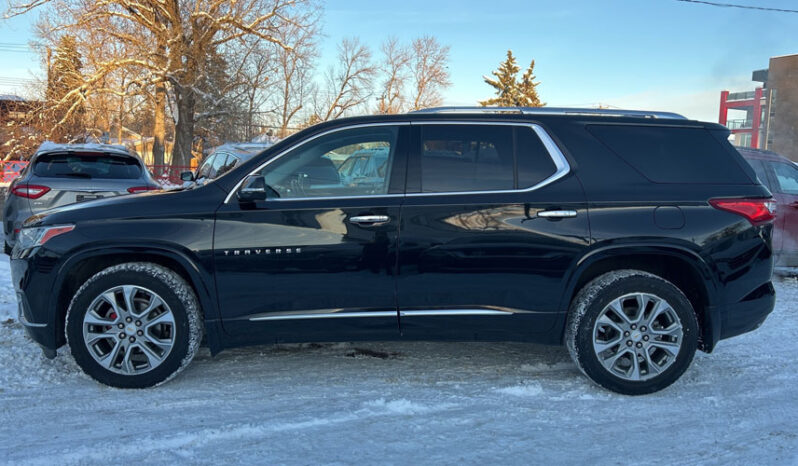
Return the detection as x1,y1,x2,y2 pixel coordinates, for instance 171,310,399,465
574,274,699,395
66,268,192,389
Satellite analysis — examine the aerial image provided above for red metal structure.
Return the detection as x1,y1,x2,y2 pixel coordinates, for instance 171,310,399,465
719,87,764,148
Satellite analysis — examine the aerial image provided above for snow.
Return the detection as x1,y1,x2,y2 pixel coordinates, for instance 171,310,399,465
1,255,797,465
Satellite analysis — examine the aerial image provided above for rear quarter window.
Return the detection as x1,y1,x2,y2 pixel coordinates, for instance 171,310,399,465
33,152,142,179
587,124,753,184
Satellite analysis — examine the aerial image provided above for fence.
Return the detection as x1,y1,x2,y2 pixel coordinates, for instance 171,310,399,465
0,161,192,187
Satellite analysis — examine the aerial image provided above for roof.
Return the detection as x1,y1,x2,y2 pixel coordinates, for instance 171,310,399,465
410,106,687,120
0,94,25,102
210,142,274,159
736,147,794,164
33,142,138,158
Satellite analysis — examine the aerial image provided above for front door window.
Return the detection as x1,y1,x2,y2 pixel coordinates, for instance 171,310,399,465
257,127,398,199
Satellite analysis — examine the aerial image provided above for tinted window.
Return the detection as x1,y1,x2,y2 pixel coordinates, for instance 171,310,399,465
772,162,798,195
33,152,142,179
517,127,557,188
420,125,555,193
422,125,513,192
747,159,772,189
258,126,397,198
588,125,752,184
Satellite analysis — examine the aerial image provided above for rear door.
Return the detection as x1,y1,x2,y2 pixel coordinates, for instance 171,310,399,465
396,122,590,341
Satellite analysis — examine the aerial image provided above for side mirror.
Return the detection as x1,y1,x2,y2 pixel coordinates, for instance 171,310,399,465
237,175,269,202
180,171,195,182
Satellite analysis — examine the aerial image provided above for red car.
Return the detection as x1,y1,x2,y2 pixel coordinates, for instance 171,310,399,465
739,148,798,267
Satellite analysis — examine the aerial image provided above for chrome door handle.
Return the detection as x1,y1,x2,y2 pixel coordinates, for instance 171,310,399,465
538,210,577,218
349,215,391,225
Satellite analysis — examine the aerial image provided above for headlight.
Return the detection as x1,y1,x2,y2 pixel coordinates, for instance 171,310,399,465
17,224,75,250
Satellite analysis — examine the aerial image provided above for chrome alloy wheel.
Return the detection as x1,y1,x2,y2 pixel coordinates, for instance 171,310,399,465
82,285,176,375
591,292,684,382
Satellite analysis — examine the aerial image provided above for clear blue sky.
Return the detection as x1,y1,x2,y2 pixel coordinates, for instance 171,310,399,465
3,0,798,121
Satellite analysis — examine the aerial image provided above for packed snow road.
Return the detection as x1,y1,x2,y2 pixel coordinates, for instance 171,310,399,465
1,253,797,465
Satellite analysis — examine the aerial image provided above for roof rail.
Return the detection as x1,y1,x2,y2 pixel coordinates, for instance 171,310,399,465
409,106,687,120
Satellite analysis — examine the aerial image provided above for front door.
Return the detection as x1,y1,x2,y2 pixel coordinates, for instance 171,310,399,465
396,122,590,341
215,124,408,344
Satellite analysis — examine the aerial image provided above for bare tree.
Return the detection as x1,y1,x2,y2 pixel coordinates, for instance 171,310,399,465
313,37,376,121
377,37,411,114
409,35,451,111
6,0,320,167
267,11,320,138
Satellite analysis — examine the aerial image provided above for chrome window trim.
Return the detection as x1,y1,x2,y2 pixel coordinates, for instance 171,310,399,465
248,308,516,321
224,120,571,203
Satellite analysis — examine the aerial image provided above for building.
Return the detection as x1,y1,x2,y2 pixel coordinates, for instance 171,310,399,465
719,53,798,162
718,88,765,149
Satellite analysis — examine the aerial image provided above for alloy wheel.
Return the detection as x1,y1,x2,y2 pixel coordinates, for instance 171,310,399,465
591,292,684,382
82,285,176,375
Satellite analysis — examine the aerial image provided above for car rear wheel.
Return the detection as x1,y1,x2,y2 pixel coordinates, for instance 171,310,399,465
65,262,202,388
565,270,698,395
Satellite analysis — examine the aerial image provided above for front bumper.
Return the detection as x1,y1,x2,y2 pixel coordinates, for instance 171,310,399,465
11,248,62,356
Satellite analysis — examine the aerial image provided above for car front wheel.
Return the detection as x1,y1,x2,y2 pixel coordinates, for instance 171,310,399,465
565,269,699,395
65,262,202,388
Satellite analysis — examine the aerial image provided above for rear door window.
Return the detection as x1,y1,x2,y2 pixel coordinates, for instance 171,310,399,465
33,152,142,179
771,162,798,195
587,125,753,184
418,125,556,193
747,159,773,189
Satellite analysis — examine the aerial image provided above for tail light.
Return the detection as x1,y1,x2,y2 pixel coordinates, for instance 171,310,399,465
709,198,777,226
127,186,160,194
11,184,51,199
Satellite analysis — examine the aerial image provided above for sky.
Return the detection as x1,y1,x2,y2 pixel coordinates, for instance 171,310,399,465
2,0,798,122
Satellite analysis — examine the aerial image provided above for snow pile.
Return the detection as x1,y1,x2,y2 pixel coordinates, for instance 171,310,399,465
495,381,544,397
0,255,797,465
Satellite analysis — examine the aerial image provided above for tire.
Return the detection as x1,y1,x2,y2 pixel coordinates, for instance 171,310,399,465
565,270,698,395
3,242,11,255
65,262,202,388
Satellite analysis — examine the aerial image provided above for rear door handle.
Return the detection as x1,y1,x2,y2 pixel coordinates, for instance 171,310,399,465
537,210,578,219
349,215,391,225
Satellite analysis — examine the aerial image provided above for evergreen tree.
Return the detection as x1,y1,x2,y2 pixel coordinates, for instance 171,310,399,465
45,35,86,142
479,50,543,107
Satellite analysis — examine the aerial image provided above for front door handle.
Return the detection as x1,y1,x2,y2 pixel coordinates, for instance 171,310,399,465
538,210,578,219
349,215,391,225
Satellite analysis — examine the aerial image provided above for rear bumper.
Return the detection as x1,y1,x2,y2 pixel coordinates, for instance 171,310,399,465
719,282,776,340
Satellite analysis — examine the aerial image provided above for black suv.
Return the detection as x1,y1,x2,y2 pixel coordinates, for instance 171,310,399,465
10,108,776,395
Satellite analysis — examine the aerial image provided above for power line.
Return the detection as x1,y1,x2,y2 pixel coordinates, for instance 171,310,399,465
674,0,798,13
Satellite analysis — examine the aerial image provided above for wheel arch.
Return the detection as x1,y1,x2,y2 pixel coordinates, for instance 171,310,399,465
561,244,720,352
52,246,223,354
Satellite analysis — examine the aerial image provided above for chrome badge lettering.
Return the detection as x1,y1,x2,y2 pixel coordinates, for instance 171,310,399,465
223,247,304,256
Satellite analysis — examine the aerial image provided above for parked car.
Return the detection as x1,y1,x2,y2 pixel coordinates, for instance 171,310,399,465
10,108,776,395
738,148,798,267
3,142,160,254
337,146,390,190
182,143,273,186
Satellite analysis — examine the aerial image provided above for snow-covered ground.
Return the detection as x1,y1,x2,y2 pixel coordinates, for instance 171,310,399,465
1,255,797,465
